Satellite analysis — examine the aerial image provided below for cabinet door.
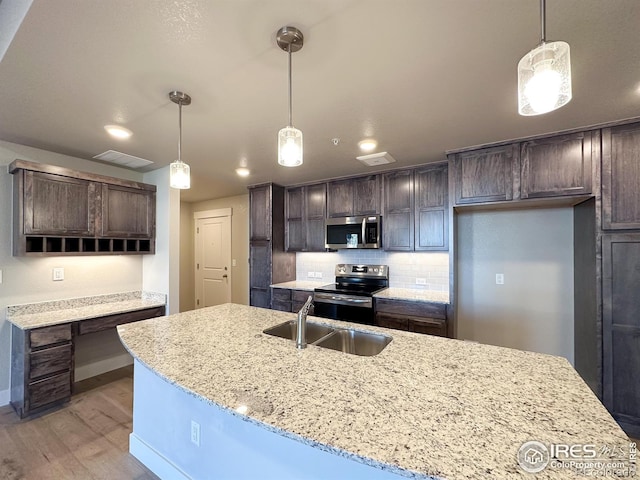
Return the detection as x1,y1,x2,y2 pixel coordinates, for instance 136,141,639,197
327,179,353,217
353,175,381,215
415,164,448,251
249,242,271,290
383,170,414,251
452,144,518,204
521,131,593,199
250,185,272,241
23,171,96,236
602,124,640,230
602,234,640,435
101,184,154,238
305,183,326,252
285,187,305,251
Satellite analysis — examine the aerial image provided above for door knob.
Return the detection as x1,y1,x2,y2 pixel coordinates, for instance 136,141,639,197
222,274,228,278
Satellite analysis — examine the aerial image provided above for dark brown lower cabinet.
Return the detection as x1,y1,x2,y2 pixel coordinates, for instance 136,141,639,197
374,298,448,337
10,306,165,418
602,234,640,437
270,288,314,315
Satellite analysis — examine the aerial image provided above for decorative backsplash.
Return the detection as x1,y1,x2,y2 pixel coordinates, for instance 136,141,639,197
296,251,449,291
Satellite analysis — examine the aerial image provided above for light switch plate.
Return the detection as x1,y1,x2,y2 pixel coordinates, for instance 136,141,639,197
0,269,2,284
53,267,64,281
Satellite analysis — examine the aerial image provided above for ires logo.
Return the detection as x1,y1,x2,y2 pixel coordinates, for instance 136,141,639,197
551,444,598,459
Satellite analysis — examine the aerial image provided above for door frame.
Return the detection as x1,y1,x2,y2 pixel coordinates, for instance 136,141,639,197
194,208,232,308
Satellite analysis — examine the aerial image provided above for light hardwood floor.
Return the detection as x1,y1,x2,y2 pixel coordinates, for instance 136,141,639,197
0,366,157,480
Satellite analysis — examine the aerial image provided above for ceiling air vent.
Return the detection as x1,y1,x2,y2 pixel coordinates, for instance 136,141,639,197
356,151,396,167
92,150,154,169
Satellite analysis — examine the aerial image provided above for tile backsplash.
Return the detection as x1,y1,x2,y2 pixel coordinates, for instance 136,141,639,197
296,251,449,291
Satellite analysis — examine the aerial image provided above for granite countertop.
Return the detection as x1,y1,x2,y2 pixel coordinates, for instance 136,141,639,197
7,291,166,330
374,288,450,304
270,280,327,291
117,303,631,479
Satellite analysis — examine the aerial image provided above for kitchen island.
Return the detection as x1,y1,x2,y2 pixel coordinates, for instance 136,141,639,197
117,304,633,479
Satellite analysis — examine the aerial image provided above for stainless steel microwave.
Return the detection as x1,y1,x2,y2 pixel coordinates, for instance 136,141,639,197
325,215,381,249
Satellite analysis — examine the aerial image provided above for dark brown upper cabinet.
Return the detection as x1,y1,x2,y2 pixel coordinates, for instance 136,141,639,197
415,163,448,251
520,131,594,199
602,123,640,230
285,183,326,252
100,184,155,238
382,169,414,251
327,175,380,218
250,184,272,241
10,160,156,256
451,144,518,205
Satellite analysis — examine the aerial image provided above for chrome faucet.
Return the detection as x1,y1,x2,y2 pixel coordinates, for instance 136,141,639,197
296,295,314,349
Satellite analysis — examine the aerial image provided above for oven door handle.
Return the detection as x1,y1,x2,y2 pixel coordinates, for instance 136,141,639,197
313,292,373,308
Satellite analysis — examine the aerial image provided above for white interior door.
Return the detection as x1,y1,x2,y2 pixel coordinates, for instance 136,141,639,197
195,214,231,308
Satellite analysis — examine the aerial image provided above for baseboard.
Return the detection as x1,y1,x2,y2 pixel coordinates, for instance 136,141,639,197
75,353,133,382
0,388,10,407
130,433,191,480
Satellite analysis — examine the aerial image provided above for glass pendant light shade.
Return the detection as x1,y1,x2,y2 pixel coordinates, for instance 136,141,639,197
170,159,190,189
278,126,303,167
518,41,571,115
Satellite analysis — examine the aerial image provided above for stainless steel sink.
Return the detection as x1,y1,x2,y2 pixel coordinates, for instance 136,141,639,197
313,329,392,356
263,320,335,344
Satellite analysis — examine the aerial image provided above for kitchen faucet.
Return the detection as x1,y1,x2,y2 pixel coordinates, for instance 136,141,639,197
296,295,314,349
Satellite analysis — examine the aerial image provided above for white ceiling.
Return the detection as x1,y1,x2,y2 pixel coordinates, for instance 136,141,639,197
1,0,639,202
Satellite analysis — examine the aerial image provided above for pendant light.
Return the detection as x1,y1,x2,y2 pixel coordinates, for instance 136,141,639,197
276,26,304,167
169,91,192,189
517,0,571,116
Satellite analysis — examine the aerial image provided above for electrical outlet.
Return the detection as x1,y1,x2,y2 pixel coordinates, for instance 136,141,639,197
415,278,427,285
307,271,315,278
52,267,64,281
315,272,323,279
496,273,504,285
191,420,200,446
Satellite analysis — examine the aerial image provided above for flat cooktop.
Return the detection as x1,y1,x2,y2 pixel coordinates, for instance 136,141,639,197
314,282,388,296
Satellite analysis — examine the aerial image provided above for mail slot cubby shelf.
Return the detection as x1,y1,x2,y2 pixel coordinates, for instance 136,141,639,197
10,160,156,256
23,236,153,255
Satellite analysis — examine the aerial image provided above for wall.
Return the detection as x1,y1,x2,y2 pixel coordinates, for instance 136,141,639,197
456,207,575,363
179,202,195,311
296,251,449,292
184,194,250,308
0,140,146,403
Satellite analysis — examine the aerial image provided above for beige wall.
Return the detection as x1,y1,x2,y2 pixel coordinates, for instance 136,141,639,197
181,194,249,310
0,140,146,400
456,207,574,363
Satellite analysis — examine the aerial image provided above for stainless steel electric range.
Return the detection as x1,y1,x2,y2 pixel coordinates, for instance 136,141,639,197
313,264,389,325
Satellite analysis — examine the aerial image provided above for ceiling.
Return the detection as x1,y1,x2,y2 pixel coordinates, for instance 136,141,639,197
1,1,639,202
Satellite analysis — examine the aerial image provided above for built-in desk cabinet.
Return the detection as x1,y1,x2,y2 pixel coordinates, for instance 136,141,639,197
10,306,165,418
10,160,156,255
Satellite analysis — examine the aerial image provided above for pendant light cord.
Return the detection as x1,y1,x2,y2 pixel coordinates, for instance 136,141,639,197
540,0,546,43
288,44,293,127
178,101,183,163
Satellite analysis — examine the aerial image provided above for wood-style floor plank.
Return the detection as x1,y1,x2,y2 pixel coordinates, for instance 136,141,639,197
0,366,157,480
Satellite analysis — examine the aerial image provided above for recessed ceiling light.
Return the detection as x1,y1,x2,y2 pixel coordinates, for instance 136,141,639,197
104,125,132,139
358,139,377,152
235,167,250,177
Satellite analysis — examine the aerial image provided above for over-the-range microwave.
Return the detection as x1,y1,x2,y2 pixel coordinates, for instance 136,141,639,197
325,215,381,249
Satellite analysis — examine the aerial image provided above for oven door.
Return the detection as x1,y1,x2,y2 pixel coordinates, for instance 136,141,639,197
313,292,374,325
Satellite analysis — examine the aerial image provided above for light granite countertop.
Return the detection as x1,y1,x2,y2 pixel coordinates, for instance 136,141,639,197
117,303,632,479
7,291,166,330
374,288,450,304
271,280,327,291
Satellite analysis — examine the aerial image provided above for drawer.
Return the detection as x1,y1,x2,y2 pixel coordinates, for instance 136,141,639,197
292,290,313,303
272,289,292,302
78,306,165,335
272,300,292,312
29,344,72,379
408,317,447,337
30,324,72,349
374,298,447,319
28,371,71,410
375,313,409,331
